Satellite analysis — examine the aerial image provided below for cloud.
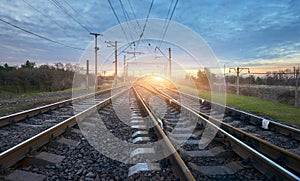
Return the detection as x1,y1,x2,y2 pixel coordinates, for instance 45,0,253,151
0,0,299,68
237,52,300,68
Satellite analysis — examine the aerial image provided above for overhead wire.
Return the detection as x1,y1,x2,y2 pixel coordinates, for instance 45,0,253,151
118,0,152,54
0,18,87,51
126,0,142,29
62,0,97,32
49,0,92,33
107,0,155,65
107,0,132,46
22,0,74,38
102,42,133,66
158,0,174,45
106,0,156,63
59,0,108,44
118,0,136,40
126,0,153,52
136,0,154,48
157,0,178,49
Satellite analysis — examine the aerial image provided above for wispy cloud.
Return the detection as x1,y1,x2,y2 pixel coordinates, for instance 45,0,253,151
0,0,299,68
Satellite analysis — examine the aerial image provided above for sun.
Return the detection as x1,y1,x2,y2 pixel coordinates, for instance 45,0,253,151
154,76,164,82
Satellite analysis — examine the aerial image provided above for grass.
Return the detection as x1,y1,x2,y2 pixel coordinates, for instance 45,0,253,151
0,97,68,116
0,84,114,117
178,85,300,127
0,91,72,117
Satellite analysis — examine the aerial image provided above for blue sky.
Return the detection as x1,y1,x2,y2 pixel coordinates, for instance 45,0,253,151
0,0,300,71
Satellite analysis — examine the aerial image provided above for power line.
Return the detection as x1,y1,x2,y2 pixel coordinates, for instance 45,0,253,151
0,17,86,51
103,0,155,66
107,0,131,46
126,0,141,29
49,0,92,33
125,0,153,52
60,0,108,44
102,42,132,66
119,0,150,48
245,72,296,75
108,0,154,51
118,0,131,25
137,0,154,48
157,0,178,48
22,0,74,38
118,0,135,41
62,0,97,32
158,0,174,44
108,0,153,53
52,0,91,33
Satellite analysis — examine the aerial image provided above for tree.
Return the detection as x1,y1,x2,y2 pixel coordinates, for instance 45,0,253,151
197,69,208,85
256,77,264,85
21,60,35,69
0,62,76,93
54,62,64,70
0,63,15,71
197,67,216,86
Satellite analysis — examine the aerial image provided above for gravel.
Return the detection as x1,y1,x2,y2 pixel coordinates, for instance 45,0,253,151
12,88,177,180
98,106,134,142
0,106,74,152
0,87,277,180
165,90,300,152
143,87,269,180
182,139,225,151
0,91,115,153
20,131,132,181
191,168,268,181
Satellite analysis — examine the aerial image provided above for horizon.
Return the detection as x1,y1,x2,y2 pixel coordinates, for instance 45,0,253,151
1,1,300,75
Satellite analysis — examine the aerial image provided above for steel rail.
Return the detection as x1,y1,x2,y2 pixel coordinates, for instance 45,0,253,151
132,86,196,181
162,88,300,175
0,88,129,170
140,85,299,180
0,85,127,127
176,89,300,141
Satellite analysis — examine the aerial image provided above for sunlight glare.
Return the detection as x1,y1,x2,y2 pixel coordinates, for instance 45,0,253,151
154,76,164,82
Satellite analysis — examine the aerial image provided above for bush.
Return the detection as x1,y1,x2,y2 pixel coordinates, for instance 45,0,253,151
0,61,76,93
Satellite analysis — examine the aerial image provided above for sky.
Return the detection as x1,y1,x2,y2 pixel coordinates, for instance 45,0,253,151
0,0,300,74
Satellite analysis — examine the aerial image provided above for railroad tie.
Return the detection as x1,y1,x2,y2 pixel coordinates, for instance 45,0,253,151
188,161,245,175
128,163,161,177
25,152,65,166
56,137,79,147
5,170,46,181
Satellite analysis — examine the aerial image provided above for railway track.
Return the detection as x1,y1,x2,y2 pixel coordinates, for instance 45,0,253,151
0,86,127,127
0,86,179,180
0,86,131,178
0,86,127,153
153,86,300,175
135,84,299,180
1,81,299,180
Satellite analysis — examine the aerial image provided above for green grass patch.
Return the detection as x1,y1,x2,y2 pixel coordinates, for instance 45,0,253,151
97,83,114,90
0,88,74,116
0,96,69,116
178,85,300,127
0,83,121,116
0,97,65,116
